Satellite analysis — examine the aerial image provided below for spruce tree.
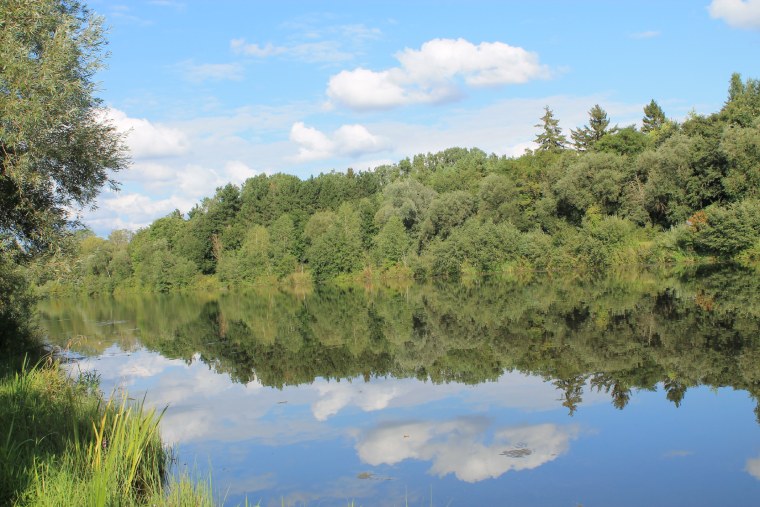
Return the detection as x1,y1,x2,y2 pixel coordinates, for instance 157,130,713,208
571,104,614,151
534,106,568,153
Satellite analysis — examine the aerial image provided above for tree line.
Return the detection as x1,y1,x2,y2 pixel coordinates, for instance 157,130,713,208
31,74,760,295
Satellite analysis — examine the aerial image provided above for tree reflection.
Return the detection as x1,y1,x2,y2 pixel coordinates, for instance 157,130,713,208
39,265,760,419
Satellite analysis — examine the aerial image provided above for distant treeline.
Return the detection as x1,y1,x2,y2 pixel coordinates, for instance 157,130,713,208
32,74,760,295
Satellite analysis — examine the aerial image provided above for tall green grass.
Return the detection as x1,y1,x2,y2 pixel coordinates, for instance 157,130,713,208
0,357,213,506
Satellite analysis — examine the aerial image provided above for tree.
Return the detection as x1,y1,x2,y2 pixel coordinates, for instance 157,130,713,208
534,106,568,152
642,100,666,133
0,0,128,253
571,104,614,151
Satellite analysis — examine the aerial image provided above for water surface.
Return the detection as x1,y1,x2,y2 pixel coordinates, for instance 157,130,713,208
39,267,760,506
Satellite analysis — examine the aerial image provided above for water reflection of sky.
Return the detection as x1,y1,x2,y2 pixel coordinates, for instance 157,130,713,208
68,345,760,507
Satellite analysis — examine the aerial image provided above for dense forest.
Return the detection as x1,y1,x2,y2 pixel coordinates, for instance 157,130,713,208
40,264,760,420
31,74,760,295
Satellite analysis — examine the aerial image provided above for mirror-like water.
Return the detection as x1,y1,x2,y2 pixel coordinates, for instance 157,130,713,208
38,267,760,506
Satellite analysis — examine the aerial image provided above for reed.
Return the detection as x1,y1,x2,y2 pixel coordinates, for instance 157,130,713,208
0,357,212,506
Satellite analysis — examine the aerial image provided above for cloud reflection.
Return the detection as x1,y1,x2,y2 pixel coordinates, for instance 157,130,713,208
356,418,578,482
72,347,593,453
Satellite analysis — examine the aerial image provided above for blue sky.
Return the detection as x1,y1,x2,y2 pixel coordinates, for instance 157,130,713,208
84,0,760,234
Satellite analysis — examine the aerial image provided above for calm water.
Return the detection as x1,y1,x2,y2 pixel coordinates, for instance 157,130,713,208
38,267,760,506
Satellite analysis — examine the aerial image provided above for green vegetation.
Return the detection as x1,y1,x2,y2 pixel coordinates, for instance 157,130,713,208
1,0,127,349
40,264,760,420
0,358,213,506
30,74,760,296
0,2,211,504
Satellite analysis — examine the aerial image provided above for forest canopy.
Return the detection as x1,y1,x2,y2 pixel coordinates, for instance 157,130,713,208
29,74,760,295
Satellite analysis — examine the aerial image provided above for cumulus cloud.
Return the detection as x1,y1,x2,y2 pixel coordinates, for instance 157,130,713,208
104,108,189,159
709,0,760,29
290,122,387,161
90,159,259,231
356,418,578,483
327,38,550,110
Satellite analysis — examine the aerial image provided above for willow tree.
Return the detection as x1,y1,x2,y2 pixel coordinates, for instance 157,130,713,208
0,0,128,254
1,0,127,349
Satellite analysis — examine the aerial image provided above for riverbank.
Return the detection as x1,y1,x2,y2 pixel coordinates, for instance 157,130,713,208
0,356,213,506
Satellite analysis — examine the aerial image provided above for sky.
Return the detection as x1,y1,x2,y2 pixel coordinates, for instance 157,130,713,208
82,0,760,235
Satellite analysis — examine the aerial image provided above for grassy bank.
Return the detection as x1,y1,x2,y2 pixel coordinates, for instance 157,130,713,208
0,357,213,506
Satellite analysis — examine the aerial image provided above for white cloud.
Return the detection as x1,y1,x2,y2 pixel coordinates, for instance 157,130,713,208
177,60,245,83
747,455,760,480
709,0,760,29
104,108,189,159
230,39,285,57
630,31,661,39
312,382,400,421
90,160,260,231
230,39,353,63
327,38,550,110
96,193,194,228
356,418,578,483
290,122,388,161
230,21,380,65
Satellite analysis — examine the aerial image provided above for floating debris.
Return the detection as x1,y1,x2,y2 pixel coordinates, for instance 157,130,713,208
501,443,533,458
95,320,128,326
357,472,394,481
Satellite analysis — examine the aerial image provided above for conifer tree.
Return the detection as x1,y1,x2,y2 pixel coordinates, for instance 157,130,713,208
642,100,666,133
534,106,568,152
571,104,614,151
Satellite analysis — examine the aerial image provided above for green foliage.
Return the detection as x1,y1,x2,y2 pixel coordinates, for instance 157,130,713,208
25,73,760,292
0,359,212,506
595,126,648,156
373,215,410,267
534,106,568,152
642,100,666,134
571,104,615,151
0,253,36,352
0,0,128,253
690,199,760,257
308,203,364,281
420,191,477,244
375,178,437,232
555,152,628,221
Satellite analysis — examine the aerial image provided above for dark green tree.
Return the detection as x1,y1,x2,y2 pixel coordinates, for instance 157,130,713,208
571,104,614,151
534,106,568,152
642,100,666,133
